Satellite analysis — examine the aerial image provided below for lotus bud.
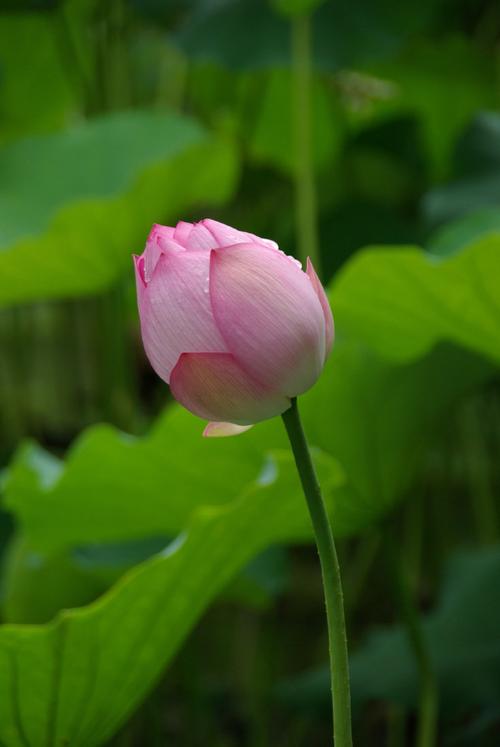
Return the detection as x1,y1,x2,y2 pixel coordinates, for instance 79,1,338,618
134,219,333,436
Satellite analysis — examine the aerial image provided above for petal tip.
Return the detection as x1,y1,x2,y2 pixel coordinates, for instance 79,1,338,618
306,256,334,358
203,422,254,438
133,254,146,287
147,223,163,242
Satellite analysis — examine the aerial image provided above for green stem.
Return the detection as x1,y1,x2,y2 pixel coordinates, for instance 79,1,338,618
292,13,320,273
461,399,498,544
384,532,438,747
282,399,352,746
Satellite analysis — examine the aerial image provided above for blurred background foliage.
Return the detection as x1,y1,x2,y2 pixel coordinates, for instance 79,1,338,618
0,0,499,745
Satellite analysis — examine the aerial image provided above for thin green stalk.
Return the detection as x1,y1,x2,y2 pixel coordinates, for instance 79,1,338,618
460,399,498,544
292,13,320,273
106,0,131,111
282,399,352,746
403,483,425,598
55,3,96,114
384,532,438,747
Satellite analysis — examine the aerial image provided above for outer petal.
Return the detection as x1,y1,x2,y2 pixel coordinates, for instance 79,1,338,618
202,219,279,251
170,352,290,425
306,257,334,360
137,252,227,383
203,422,253,438
210,244,326,396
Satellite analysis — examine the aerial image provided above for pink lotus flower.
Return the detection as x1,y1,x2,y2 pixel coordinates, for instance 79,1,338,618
134,219,333,436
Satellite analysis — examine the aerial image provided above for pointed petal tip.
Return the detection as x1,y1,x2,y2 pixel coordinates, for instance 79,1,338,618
203,422,254,438
147,223,164,242
147,223,177,248
306,256,334,357
133,254,146,286
174,220,194,244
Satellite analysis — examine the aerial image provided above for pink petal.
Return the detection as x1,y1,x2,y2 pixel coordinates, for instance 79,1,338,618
203,422,254,438
137,252,227,383
148,223,176,246
173,220,220,252
202,219,279,251
209,244,326,397
144,224,184,281
173,220,194,246
306,258,334,359
133,254,146,288
172,219,280,253
170,352,290,425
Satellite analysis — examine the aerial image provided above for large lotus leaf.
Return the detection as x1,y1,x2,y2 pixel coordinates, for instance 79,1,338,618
2,407,285,551
1,532,290,625
0,110,238,307
0,451,342,747
301,343,492,532
332,234,500,364
1,534,106,624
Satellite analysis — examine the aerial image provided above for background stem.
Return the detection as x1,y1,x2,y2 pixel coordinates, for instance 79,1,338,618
282,399,352,746
383,528,439,747
292,13,320,273
460,398,499,544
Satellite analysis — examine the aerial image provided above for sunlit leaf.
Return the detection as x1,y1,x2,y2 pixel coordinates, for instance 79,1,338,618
332,234,500,363
0,451,341,747
3,410,284,551
0,110,238,307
